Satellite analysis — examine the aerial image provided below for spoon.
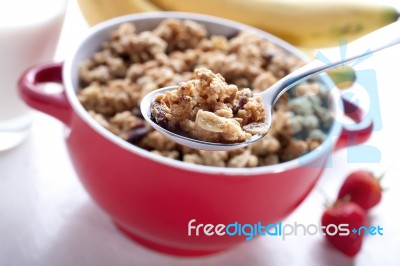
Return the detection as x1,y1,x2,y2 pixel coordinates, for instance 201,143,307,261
141,21,400,151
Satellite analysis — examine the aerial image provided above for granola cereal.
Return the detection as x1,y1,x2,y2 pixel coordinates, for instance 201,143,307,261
151,68,268,143
78,19,333,168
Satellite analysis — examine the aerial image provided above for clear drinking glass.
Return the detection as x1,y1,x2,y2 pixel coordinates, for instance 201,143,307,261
0,0,66,151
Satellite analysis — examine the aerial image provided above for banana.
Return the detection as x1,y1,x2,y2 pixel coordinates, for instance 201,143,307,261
148,0,398,48
77,0,160,26
327,66,357,90
77,0,398,48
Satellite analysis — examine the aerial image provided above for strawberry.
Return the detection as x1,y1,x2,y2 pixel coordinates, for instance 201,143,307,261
337,170,382,210
321,201,367,257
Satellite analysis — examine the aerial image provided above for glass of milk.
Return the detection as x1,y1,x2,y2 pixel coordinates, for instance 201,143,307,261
0,0,66,151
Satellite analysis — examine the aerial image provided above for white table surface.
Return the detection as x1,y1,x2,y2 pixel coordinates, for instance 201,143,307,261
1,1,400,265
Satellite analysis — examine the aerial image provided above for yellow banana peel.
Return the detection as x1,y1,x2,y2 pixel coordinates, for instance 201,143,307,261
77,0,398,48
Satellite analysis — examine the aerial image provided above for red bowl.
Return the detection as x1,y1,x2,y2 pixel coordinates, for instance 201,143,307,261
18,12,373,256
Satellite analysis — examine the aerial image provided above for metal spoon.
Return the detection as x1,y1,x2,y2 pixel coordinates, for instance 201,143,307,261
141,21,400,151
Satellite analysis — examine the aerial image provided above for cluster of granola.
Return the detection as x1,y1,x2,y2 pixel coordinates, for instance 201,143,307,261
78,19,332,168
151,68,268,143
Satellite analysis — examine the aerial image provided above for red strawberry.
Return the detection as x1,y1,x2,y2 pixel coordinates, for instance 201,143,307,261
337,170,382,210
321,201,367,257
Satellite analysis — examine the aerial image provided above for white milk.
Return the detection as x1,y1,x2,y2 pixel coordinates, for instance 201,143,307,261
0,0,66,150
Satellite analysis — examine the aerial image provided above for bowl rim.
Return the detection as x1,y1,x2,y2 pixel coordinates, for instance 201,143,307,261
63,11,343,176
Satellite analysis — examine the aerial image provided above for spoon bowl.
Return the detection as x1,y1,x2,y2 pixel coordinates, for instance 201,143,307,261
140,86,268,151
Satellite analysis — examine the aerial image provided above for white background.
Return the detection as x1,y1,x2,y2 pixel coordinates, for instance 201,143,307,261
1,1,400,265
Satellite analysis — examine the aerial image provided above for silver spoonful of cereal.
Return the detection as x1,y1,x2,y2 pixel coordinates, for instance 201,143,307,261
141,21,400,151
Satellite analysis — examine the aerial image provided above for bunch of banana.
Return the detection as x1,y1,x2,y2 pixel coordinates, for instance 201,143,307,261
77,0,398,48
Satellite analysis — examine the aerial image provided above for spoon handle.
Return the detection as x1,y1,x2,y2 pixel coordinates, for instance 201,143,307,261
264,20,400,106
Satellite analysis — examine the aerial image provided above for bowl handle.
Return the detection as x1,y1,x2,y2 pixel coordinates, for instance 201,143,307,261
334,97,374,150
18,62,72,126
